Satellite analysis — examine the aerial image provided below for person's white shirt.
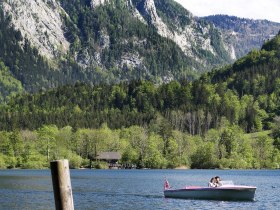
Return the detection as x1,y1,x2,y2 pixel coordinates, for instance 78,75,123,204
208,182,216,187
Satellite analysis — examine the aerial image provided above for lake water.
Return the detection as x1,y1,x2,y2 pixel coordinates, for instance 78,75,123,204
0,169,279,210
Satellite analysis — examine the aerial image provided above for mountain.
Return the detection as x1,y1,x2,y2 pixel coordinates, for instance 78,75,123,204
0,0,279,100
203,15,280,59
0,0,232,94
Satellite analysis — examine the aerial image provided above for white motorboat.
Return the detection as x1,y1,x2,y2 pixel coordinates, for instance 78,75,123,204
163,180,256,201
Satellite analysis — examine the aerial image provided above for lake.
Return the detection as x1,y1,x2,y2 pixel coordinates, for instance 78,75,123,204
0,169,279,209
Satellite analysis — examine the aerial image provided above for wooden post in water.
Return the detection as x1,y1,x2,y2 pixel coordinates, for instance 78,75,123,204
50,159,74,210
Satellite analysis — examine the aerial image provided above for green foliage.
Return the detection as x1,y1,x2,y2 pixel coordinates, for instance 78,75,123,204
262,34,280,52
144,137,166,169
0,153,7,169
252,134,275,168
21,151,47,169
191,142,218,169
0,60,24,103
0,121,278,169
68,152,83,169
93,161,109,169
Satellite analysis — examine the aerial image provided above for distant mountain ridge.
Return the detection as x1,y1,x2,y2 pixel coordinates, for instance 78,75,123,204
203,15,280,59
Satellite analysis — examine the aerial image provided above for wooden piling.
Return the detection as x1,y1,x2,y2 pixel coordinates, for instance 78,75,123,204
50,159,74,210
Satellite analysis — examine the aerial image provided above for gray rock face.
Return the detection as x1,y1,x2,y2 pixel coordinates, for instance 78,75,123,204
2,0,69,58
90,0,107,8
133,0,226,65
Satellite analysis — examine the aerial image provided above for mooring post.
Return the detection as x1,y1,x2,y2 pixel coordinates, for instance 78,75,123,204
50,159,74,210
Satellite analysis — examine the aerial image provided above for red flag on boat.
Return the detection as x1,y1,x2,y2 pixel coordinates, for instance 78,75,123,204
164,178,170,190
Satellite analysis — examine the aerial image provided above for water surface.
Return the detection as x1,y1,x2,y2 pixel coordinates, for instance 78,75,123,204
0,169,279,209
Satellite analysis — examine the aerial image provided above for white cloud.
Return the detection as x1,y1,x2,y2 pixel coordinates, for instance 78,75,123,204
174,0,280,23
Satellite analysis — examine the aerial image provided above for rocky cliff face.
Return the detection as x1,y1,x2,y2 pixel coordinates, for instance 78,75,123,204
136,0,220,62
2,0,69,58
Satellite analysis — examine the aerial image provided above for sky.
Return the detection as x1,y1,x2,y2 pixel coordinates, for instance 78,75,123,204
174,0,280,23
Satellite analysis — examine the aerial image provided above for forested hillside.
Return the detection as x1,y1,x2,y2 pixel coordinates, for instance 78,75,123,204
1,33,280,132
0,33,280,169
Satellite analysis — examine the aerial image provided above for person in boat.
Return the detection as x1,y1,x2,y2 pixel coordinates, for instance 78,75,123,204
208,177,217,187
215,176,222,187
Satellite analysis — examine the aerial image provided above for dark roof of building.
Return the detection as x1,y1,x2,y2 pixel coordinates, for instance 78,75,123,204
97,152,121,160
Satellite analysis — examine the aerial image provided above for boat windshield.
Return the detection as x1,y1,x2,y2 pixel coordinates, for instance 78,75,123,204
220,180,234,186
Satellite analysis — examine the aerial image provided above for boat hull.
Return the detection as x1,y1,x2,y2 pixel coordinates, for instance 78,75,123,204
164,186,256,201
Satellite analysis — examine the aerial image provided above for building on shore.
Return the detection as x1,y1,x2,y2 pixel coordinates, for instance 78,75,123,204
96,152,121,169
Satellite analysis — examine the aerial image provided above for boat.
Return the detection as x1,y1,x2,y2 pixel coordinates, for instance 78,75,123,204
163,179,256,201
